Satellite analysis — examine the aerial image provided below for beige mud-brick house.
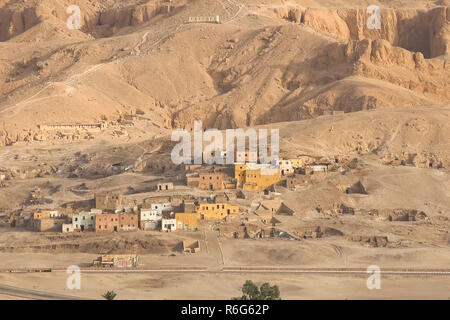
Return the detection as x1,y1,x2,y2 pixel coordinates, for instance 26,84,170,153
33,218,66,232
187,172,224,190
198,172,224,190
95,191,123,211
157,182,174,191
62,223,75,233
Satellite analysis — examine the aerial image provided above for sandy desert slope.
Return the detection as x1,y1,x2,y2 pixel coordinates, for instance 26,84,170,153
0,0,448,145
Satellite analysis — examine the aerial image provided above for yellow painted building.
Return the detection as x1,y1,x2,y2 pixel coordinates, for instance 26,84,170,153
243,167,281,191
33,210,59,219
290,159,303,169
235,164,247,187
34,211,50,219
290,156,316,168
175,212,200,231
197,203,239,220
235,163,281,191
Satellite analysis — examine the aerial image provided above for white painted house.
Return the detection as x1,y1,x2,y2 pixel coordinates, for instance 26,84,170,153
140,208,162,231
161,218,176,231
72,211,97,231
278,159,293,176
151,202,173,214
309,165,328,173
62,223,74,233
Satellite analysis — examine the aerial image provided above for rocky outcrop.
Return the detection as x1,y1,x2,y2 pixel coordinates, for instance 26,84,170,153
0,7,37,41
348,235,389,247
292,226,344,238
379,209,428,221
380,152,448,169
277,7,450,58
346,180,368,194
332,203,355,215
0,0,175,41
314,38,450,103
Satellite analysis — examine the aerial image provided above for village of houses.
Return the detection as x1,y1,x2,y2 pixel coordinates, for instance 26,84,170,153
20,149,339,267
30,153,332,235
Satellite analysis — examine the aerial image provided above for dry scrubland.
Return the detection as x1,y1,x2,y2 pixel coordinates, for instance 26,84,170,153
0,0,449,299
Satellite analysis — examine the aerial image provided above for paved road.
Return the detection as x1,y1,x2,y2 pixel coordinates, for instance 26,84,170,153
0,283,86,300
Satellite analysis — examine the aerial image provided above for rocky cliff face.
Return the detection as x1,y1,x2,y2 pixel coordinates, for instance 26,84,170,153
276,6,450,58
0,0,176,41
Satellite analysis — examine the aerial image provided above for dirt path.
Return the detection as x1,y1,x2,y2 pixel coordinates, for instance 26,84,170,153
204,225,224,270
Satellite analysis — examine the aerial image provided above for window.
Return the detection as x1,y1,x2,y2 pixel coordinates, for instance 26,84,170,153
99,226,101,229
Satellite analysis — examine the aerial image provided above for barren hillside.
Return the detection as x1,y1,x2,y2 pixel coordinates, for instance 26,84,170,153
0,0,448,146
